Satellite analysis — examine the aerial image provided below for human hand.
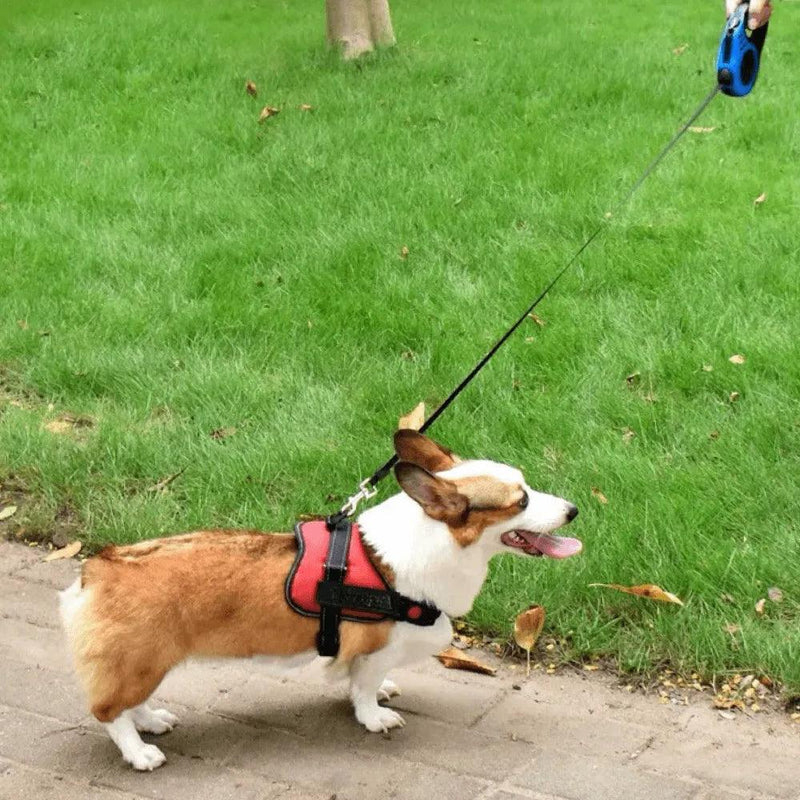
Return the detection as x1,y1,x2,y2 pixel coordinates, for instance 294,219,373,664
725,0,772,30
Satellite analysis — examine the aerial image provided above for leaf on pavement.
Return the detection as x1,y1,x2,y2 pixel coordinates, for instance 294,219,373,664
44,540,82,562
514,605,546,676
0,505,18,521
437,647,496,676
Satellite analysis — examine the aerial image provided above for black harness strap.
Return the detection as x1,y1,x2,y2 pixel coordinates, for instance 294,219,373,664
316,514,352,657
314,514,440,658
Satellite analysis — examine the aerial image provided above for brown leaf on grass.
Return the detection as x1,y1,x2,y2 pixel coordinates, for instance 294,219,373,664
689,126,716,134
755,598,766,615
258,106,280,122
16,319,28,330
299,103,314,112
528,313,546,327
398,402,425,431
672,43,689,55
723,623,741,634
44,540,82,562
728,354,746,365
210,426,237,440
399,245,409,260
514,605,546,676
590,487,608,505
709,430,720,440
146,467,187,493
768,587,784,603
0,505,18,521
625,372,641,387
44,413,95,435
589,583,684,606
754,192,767,206
702,364,713,372
437,647,496,676
621,427,635,444
729,391,740,403
245,80,257,97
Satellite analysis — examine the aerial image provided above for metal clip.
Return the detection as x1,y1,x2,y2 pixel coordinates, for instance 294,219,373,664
340,478,378,518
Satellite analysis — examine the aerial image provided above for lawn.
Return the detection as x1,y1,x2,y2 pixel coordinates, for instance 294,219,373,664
1,0,799,690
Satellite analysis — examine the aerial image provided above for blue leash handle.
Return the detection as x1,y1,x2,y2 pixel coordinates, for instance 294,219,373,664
717,3,769,97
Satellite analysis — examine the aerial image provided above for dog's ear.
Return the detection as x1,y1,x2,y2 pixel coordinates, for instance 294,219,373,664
393,430,460,473
394,461,468,525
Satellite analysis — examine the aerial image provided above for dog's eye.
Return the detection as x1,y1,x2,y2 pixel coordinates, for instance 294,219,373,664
518,493,529,509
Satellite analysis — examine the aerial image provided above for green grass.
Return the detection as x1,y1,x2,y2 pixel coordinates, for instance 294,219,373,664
1,0,799,689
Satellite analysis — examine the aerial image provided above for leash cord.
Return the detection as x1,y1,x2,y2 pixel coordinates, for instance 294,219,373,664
353,82,722,504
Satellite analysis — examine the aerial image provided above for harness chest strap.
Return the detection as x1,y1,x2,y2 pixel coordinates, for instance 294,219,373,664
285,517,441,658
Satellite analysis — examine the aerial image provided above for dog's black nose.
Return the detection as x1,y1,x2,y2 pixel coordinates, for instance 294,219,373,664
566,504,579,522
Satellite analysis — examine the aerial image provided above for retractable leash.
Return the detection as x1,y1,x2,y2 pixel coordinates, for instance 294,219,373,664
303,4,770,657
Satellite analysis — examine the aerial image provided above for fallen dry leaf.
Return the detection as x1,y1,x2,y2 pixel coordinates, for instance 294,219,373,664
702,364,714,372
398,402,425,431
755,598,766,615
44,413,95,435
728,354,746,365
754,192,767,206
689,126,716,134
768,587,784,603
245,80,257,97
723,623,741,635
399,245,409,260
625,372,641,387
717,710,737,720
713,696,744,711
299,103,314,112
729,391,740,403
622,427,635,444
672,43,689,55
0,505,18,521
16,319,28,330
514,605,545,676
591,487,608,505
210,426,237,440
437,647,496,676
528,313,546,327
258,106,280,122
589,583,684,606
44,540,82,562
146,467,187,493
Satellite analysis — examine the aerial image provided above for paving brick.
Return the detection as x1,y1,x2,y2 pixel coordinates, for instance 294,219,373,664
0,658,87,723
386,667,505,728
227,725,489,800
475,692,652,759
510,749,697,800
636,734,799,799
0,759,136,800
1,545,80,589
0,617,73,673
96,751,290,800
0,706,115,780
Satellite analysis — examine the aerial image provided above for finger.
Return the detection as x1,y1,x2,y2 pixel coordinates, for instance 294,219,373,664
747,0,772,29
725,0,739,16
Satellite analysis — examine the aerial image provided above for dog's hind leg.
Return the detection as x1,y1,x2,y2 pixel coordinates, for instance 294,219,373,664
130,703,179,735
349,650,406,733
104,711,166,771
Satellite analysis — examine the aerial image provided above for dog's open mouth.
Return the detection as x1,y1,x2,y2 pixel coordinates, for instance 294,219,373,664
501,530,582,559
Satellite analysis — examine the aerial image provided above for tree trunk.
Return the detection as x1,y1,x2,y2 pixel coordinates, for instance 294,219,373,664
326,0,396,60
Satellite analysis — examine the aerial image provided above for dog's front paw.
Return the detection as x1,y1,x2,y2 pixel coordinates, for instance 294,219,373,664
131,706,179,735
357,706,406,734
128,744,166,771
377,679,401,703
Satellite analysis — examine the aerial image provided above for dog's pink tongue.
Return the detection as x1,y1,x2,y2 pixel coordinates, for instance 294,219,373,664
528,534,582,559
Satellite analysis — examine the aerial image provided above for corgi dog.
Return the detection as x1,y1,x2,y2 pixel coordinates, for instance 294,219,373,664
59,431,581,771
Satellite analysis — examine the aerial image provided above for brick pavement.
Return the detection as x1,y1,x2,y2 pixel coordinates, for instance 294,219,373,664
1,540,798,800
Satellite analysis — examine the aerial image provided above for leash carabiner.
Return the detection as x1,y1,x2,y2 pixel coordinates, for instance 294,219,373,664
717,3,769,97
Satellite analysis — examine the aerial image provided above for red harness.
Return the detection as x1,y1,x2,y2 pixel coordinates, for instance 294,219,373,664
285,519,440,655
